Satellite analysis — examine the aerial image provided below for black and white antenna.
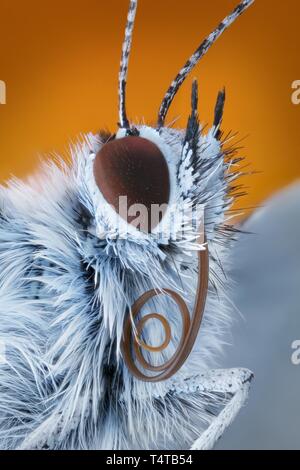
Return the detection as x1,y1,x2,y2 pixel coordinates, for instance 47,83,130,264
118,0,138,129
157,0,254,128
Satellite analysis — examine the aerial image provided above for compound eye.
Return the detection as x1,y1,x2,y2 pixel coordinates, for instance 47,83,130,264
93,136,170,233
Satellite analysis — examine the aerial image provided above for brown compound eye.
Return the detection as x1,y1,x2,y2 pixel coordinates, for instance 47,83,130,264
93,136,170,232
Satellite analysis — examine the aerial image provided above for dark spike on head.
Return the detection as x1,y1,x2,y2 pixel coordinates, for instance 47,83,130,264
118,0,138,130
157,0,254,128
213,88,226,132
191,79,199,115
185,79,200,150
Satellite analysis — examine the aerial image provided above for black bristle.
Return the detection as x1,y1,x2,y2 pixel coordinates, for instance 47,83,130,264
184,79,200,164
214,88,226,134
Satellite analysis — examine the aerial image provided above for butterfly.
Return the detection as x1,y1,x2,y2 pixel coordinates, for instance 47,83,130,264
0,0,255,450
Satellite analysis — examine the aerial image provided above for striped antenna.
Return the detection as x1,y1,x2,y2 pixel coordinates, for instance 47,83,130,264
157,0,254,128
118,0,138,129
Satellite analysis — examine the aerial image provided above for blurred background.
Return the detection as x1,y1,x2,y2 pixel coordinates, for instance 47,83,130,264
217,182,300,450
0,0,300,450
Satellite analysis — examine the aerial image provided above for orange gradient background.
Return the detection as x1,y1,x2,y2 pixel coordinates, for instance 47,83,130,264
0,0,299,214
